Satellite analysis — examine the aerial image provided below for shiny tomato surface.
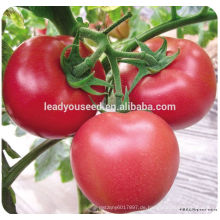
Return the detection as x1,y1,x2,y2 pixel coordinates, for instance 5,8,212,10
120,37,216,129
3,35,105,139
71,111,179,213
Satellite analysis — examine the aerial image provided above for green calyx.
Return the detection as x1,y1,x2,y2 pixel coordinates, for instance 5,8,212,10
120,37,180,94
60,35,112,95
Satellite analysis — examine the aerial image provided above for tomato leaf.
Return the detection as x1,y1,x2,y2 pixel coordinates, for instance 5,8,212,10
108,7,122,22
2,112,11,126
100,6,120,12
3,7,24,29
85,7,99,23
150,7,171,26
129,7,151,38
32,139,70,181
58,157,74,183
198,21,217,47
71,6,82,16
15,127,26,137
2,40,13,76
2,19,6,33
77,187,93,213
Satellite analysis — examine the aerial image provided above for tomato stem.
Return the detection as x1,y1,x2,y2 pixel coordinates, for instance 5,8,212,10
101,6,217,72
103,12,132,35
3,139,61,188
122,7,217,52
106,47,123,110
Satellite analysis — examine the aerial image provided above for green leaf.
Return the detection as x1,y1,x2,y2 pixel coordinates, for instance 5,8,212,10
100,6,120,12
15,127,26,137
77,187,93,213
129,7,151,38
2,40,13,76
108,7,121,22
2,139,20,159
3,7,24,29
33,139,70,181
2,19,6,33
25,6,76,36
198,29,216,48
71,6,81,16
87,6,100,11
177,6,202,17
46,20,59,36
85,7,99,23
58,157,74,183
209,20,217,33
2,187,17,213
150,7,171,26
2,112,11,126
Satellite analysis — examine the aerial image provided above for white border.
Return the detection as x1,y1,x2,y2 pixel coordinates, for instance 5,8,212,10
0,1,219,220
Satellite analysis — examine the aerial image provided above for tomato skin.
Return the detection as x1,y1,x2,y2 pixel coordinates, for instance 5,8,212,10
71,111,179,213
3,35,105,139
120,37,216,129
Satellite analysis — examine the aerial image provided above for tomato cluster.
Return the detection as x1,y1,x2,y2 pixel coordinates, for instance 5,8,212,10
3,34,216,213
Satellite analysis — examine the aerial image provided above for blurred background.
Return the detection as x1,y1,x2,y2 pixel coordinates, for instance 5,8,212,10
1,6,218,213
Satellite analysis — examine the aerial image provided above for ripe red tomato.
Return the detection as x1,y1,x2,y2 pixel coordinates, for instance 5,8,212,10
3,35,105,139
120,37,216,129
71,111,179,213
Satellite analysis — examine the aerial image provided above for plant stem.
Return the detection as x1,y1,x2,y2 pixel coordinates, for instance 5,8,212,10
112,50,157,65
171,6,179,20
101,7,217,72
74,41,107,77
49,7,79,36
122,9,217,52
3,139,61,188
79,27,103,43
25,6,78,36
103,12,132,35
106,47,123,109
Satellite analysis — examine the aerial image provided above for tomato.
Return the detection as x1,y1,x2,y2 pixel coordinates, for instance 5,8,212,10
120,37,216,129
3,35,105,139
71,111,179,213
